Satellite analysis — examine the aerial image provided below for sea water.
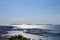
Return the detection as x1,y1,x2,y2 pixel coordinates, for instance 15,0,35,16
4,25,60,40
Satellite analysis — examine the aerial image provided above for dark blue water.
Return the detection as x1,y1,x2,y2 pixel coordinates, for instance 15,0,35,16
1,25,60,40
5,31,60,40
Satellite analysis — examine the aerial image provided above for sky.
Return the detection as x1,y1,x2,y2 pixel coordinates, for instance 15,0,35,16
0,0,60,24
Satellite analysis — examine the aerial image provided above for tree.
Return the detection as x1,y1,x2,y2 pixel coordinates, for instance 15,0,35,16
8,35,28,40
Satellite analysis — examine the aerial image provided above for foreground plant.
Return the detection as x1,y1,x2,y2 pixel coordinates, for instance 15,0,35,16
7,34,28,40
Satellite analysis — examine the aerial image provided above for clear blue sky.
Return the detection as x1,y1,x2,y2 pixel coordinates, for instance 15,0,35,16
0,0,60,24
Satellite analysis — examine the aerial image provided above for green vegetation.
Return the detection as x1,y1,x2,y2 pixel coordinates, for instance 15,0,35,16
7,34,29,40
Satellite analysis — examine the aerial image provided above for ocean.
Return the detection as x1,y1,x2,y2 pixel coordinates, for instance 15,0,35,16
1,25,60,40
